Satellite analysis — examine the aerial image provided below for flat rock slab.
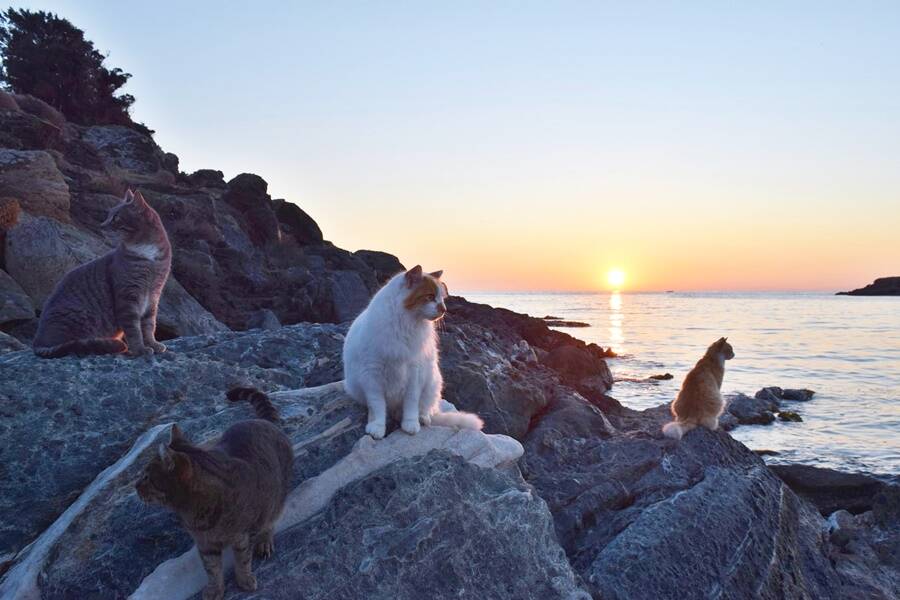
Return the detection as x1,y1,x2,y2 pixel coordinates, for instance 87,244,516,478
771,464,888,515
216,452,588,600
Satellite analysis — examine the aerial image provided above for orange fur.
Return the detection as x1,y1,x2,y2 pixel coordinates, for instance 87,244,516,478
404,276,441,309
664,337,735,439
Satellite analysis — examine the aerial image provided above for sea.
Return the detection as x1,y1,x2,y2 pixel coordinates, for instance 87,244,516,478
463,291,900,477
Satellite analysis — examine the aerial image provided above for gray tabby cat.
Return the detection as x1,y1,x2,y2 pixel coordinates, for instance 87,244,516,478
136,387,294,600
33,189,172,358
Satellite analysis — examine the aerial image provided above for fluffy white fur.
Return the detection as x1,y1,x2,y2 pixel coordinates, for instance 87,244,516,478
342,266,484,439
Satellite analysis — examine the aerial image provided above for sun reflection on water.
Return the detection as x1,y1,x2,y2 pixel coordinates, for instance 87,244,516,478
608,291,624,353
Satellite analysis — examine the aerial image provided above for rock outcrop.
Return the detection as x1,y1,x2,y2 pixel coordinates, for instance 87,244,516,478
837,276,900,296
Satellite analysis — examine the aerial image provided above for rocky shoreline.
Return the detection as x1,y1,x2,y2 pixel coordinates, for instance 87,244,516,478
837,276,900,296
1,92,898,598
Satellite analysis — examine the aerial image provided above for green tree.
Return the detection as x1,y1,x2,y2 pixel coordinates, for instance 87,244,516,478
0,8,142,129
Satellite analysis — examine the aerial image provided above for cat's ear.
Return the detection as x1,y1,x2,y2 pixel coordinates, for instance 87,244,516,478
133,190,148,207
428,270,443,279
723,337,728,342
405,265,423,288
158,443,175,471
124,189,135,204
169,424,187,445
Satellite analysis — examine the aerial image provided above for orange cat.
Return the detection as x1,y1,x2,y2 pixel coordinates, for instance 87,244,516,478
662,337,735,439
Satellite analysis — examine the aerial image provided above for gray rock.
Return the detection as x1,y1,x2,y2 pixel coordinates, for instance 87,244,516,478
782,388,815,401
3,214,109,307
272,198,323,246
726,392,777,425
0,149,70,221
770,464,888,515
217,452,588,600
0,269,33,324
329,270,371,323
353,249,404,285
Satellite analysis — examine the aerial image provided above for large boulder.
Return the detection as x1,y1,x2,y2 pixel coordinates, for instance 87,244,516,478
329,270,371,323
273,198,323,245
0,110,61,151
0,150,70,221
354,249,404,285
223,174,281,247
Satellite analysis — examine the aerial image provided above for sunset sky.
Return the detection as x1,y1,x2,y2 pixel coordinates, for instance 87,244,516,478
23,2,900,292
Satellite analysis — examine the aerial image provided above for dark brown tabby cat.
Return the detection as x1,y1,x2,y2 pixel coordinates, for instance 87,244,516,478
33,189,171,358
136,388,294,600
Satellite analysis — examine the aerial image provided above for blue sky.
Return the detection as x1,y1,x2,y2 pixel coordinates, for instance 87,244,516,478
16,1,900,290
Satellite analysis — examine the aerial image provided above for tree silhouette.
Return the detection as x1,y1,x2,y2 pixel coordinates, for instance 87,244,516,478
0,8,146,131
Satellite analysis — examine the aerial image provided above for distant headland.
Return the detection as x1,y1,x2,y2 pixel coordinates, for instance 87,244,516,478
837,276,900,296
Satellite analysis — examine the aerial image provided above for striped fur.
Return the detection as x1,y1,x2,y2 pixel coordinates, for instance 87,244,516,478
226,387,281,424
34,337,127,358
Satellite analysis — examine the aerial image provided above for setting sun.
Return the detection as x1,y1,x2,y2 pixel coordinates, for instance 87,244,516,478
607,269,626,290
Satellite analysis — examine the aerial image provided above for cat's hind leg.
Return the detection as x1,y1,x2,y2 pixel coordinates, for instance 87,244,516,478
253,527,275,559
232,534,257,592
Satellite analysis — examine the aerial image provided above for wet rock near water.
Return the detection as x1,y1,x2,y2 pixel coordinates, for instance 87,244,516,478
770,464,892,516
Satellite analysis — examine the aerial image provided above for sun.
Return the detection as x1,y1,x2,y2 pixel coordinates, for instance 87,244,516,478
607,268,626,290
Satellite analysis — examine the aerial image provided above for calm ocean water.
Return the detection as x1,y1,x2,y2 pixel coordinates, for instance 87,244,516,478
463,291,900,477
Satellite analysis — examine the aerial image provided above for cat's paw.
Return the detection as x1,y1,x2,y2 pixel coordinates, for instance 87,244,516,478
235,571,258,592
254,537,275,559
148,341,167,353
201,584,224,600
126,345,153,358
365,422,386,439
419,413,432,427
401,418,421,435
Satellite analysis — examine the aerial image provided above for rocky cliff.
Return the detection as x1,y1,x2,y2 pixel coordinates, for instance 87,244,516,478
1,91,898,599
837,276,900,296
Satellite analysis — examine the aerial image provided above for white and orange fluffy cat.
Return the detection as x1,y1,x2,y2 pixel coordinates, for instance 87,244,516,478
663,337,735,440
343,265,483,439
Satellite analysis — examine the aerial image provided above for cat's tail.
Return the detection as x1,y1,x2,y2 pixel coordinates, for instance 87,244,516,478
662,420,696,440
33,338,127,359
430,409,484,431
226,386,281,424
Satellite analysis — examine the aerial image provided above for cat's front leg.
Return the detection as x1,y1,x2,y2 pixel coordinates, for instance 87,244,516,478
363,386,388,439
140,306,166,353
401,371,423,434
198,547,225,600
232,534,257,592
116,298,151,356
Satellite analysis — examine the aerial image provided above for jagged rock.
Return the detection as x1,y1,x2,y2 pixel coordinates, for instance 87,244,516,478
353,250,404,285
223,173,281,247
770,464,888,515
273,198,323,245
0,269,33,324
726,392,777,425
3,213,109,307
757,386,815,402
783,388,815,401
0,149,70,221
80,125,175,186
185,169,226,188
